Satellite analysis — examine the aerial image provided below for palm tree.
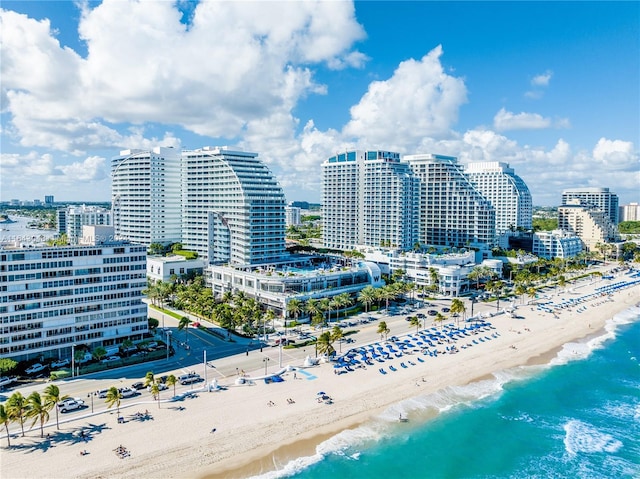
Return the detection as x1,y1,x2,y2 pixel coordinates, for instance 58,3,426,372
358,286,376,313
319,298,331,327
434,312,446,329
144,371,155,388
0,404,11,447
166,374,177,397
178,316,192,344
409,316,421,333
305,299,321,324
105,386,122,416
450,298,466,326
331,325,344,353
43,384,68,430
316,331,335,358
334,293,352,319
527,287,537,304
377,321,390,341
150,382,160,405
514,283,527,304
26,392,50,438
286,298,302,325
6,392,27,437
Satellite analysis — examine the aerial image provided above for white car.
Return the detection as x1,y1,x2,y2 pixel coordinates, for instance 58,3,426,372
25,363,46,375
50,359,70,369
0,376,17,388
57,398,85,413
148,382,168,391
101,355,121,364
118,387,136,398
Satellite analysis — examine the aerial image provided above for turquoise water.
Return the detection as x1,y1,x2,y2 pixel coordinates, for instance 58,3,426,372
254,306,640,479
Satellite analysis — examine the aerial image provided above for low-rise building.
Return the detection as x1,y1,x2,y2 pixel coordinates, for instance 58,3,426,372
532,230,583,259
147,255,205,282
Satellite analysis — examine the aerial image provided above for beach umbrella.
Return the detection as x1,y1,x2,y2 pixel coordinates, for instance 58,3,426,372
317,391,326,395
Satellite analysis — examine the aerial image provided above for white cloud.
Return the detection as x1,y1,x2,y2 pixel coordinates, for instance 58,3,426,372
531,70,552,87
493,108,569,131
592,138,638,171
1,0,366,152
343,45,467,147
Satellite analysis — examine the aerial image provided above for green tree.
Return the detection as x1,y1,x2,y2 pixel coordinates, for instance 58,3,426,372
434,312,446,329
331,325,344,353
6,392,28,437
144,371,155,388
409,316,421,333
105,386,122,416
178,316,192,344
26,392,50,438
0,404,11,447
166,374,177,398
0,358,18,375
43,384,68,430
150,382,160,405
148,317,160,332
377,321,390,341
450,298,466,326
316,331,335,358
92,346,108,362
357,286,376,313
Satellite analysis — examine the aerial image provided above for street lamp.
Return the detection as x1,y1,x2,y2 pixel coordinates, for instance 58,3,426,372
262,357,270,376
71,343,76,379
165,330,172,360
87,392,95,413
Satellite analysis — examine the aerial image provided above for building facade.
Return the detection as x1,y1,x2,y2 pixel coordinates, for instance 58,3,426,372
0,227,148,362
111,147,182,247
561,187,619,224
558,201,620,251
322,150,420,251
532,230,583,259
181,147,286,266
405,154,496,247
285,205,302,227
147,255,205,282
465,161,533,238
57,205,112,244
619,202,640,222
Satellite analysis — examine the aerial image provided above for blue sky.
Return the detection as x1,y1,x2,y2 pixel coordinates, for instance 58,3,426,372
1,1,638,206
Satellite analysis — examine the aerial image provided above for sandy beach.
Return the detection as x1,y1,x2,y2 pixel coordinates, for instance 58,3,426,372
1,273,639,479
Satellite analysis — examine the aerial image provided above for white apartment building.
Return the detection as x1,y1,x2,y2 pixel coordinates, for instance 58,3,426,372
111,147,182,247
558,201,620,251
532,230,583,259
562,187,619,224
405,154,496,247
465,162,532,239
0,226,148,363
57,205,112,244
147,255,205,282
181,147,286,266
285,206,302,227
619,202,640,222
322,150,420,251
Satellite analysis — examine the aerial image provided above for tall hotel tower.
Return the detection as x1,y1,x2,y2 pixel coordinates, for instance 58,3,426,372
405,154,495,247
464,162,533,237
322,150,420,250
111,147,182,246
561,187,619,225
181,147,286,266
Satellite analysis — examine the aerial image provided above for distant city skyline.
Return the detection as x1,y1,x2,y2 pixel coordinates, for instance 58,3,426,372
1,1,638,205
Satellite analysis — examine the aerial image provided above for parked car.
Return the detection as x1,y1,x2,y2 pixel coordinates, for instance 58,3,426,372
131,382,145,390
442,307,451,313
178,373,202,385
57,398,85,413
428,310,438,316
101,355,121,364
148,382,168,391
25,363,46,375
118,387,136,398
50,359,70,369
96,389,109,398
0,376,17,388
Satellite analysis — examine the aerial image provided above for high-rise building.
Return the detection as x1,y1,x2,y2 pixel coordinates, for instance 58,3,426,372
181,147,286,266
111,147,182,247
44,195,54,205
405,154,495,247
0,226,148,362
558,200,620,251
285,205,302,227
57,205,112,244
464,162,532,237
619,202,640,222
322,150,420,250
561,187,619,224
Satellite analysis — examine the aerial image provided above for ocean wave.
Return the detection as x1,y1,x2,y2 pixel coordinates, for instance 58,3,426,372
563,419,623,456
550,304,640,367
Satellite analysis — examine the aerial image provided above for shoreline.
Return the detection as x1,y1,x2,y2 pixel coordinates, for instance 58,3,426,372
1,278,639,479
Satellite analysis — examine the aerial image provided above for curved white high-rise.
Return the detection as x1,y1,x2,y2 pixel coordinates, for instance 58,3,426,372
464,161,533,237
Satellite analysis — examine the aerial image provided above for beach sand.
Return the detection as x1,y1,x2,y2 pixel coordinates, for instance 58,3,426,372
1,276,638,479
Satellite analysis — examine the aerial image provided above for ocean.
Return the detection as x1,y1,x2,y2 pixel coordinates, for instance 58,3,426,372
0,214,56,244
254,306,640,479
